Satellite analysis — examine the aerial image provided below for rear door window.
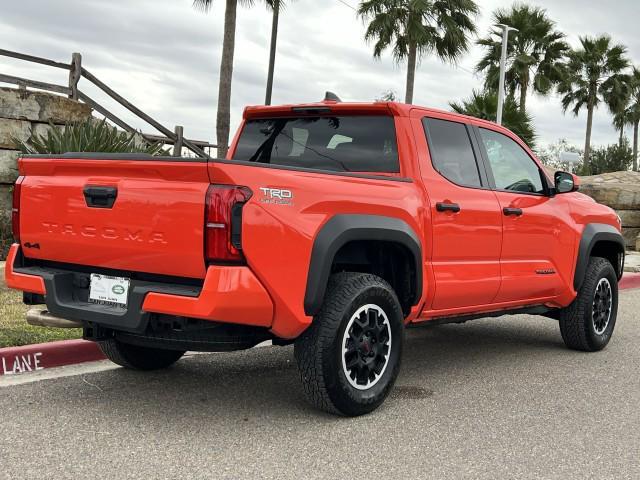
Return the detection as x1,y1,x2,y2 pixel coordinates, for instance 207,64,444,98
232,116,399,173
422,118,482,188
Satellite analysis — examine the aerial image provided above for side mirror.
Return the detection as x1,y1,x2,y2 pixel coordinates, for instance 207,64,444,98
554,171,580,194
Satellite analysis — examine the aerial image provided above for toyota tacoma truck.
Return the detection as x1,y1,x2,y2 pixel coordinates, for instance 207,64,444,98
5,96,625,416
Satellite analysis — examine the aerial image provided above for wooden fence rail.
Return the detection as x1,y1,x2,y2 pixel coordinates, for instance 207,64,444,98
0,49,216,158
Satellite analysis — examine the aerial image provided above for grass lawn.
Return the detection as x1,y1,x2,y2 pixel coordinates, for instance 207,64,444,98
0,268,81,348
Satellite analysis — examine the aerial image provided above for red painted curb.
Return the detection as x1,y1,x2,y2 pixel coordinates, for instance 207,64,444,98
0,339,105,376
620,273,640,291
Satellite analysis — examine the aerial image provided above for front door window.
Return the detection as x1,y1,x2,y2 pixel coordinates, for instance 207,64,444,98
479,128,544,194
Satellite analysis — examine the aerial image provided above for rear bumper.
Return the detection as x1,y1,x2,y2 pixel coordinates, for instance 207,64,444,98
4,244,46,294
142,268,273,327
4,244,274,332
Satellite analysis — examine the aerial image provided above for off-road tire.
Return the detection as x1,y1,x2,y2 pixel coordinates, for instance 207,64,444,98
294,272,404,416
559,257,618,352
98,338,185,370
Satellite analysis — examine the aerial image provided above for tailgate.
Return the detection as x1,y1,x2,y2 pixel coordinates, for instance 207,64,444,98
18,155,210,279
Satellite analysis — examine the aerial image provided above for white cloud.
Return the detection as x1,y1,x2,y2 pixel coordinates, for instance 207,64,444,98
1,0,639,149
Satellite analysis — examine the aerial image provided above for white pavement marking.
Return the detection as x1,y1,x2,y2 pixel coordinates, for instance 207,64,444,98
0,360,119,387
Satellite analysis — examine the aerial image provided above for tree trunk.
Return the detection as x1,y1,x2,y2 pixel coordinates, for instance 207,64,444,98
519,71,528,112
405,42,417,104
216,0,238,159
633,120,639,172
264,1,279,105
583,91,595,174
619,125,624,147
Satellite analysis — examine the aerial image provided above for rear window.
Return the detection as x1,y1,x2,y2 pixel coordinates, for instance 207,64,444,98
232,116,400,173
423,118,482,188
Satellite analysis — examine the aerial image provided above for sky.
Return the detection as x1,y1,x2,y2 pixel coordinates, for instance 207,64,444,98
1,0,639,152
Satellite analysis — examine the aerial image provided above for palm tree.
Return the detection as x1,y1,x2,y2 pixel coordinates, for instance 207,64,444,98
612,108,633,148
358,0,479,105
476,4,569,112
626,67,640,171
194,0,256,158
607,72,632,147
194,0,289,152
450,89,536,147
558,35,629,168
264,1,289,105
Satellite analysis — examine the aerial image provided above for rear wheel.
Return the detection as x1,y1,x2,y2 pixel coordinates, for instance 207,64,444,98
98,338,185,370
560,257,618,352
294,272,404,416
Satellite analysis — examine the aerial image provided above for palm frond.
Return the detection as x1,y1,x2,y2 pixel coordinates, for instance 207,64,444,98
475,3,568,109
449,89,536,146
358,0,478,65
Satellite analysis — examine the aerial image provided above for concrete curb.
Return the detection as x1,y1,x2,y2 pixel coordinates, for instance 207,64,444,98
0,339,105,376
0,273,639,378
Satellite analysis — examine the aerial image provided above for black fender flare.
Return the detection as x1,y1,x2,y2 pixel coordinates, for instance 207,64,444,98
304,214,423,316
574,223,625,291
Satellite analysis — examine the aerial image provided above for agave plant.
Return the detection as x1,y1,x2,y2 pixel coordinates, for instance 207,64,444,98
14,118,165,155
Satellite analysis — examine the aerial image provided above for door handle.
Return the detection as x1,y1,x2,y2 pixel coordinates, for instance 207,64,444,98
503,207,523,216
83,185,118,208
436,202,461,213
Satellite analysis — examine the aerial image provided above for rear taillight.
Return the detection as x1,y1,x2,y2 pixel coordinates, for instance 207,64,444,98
12,176,24,243
205,185,252,264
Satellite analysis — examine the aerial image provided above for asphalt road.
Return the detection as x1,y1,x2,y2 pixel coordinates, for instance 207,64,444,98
2,291,640,480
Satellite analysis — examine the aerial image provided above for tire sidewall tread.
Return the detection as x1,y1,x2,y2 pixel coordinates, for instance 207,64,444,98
294,272,404,416
560,257,618,352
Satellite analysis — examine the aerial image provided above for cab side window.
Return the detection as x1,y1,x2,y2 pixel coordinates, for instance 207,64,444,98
423,118,482,188
479,128,544,194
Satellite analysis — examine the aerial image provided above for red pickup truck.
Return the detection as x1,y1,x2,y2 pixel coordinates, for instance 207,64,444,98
6,97,625,416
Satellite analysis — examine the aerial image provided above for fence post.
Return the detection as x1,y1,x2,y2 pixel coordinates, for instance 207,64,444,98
68,52,82,100
173,125,184,157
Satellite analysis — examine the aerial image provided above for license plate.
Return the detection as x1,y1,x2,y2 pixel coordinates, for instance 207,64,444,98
89,274,130,307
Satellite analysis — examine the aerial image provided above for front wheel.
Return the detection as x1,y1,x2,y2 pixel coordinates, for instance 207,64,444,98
294,272,404,416
560,257,618,352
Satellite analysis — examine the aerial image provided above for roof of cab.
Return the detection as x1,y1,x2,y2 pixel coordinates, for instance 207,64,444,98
243,101,405,118
243,100,502,130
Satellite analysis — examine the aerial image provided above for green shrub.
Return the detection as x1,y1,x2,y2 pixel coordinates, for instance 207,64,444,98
14,118,166,155
577,140,633,175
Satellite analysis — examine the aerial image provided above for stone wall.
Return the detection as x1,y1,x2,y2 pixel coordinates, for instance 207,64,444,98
0,87,92,182
580,171,640,250
0,87,92,258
